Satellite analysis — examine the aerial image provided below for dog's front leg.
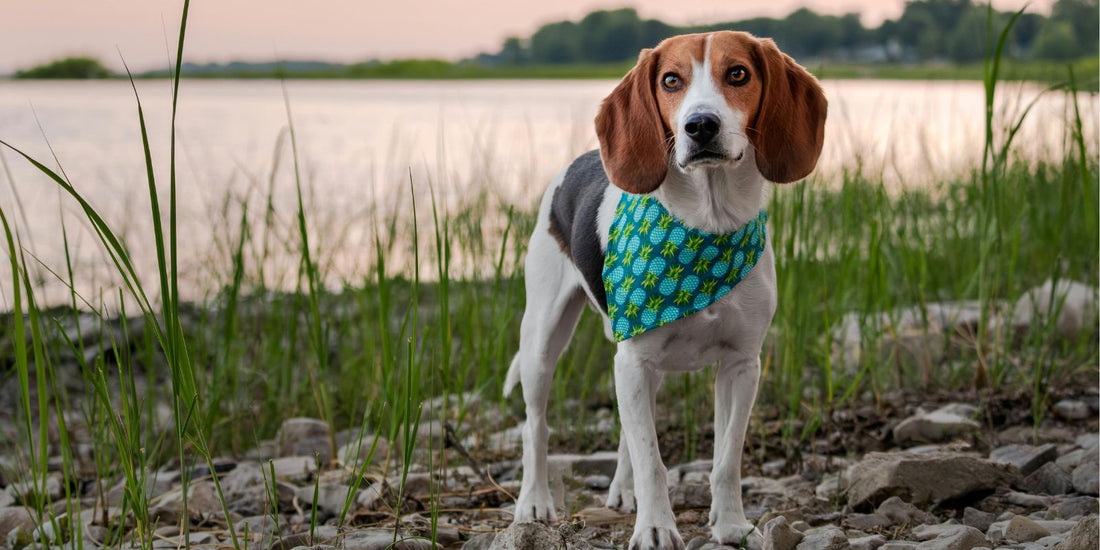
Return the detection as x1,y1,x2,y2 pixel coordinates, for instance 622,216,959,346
709,356,763,549
615,350,683,550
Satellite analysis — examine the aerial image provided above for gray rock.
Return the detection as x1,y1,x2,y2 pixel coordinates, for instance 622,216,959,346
763,516,804,550
1071,461,1099,495
849,535,887,550
463,533,498,550
1052,401,1091,421
880,544,919,550
1056,515,1097,550
1003,516,1051,543
912,525,971,542
0,507,34,542
893,409,980,445
1021,463,1074,495
1010,279,1098,336
149,481,222,524
990,444,1059,477
296,482,356,516
1049,496,1099,520
1056,450,1089,471
816,474,849,501
270,455,319,482
488,523,566,550
584,475,611,490
845,514,892,531
670,483,712,510
1076,434,1099,452
546,452,619,478
846,452,1016,509
1005,491,1054,508
343,529,436,550
912,526,986,550
876,496,936,525
795,526,849,550
337,435,389,467
220,462,279,516
963,508,996,532
684,537,737,550
276,418,333,462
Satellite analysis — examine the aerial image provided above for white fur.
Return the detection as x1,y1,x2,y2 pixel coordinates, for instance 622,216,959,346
505,35,775,550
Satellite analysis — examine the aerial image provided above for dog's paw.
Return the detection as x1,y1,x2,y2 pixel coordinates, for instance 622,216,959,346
512,492,557,524
710,523,762,550
628,525,685,550
605,480,636,513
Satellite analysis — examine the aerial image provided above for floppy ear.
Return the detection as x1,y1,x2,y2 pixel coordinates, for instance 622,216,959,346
595,48,669,194
749,38,827,184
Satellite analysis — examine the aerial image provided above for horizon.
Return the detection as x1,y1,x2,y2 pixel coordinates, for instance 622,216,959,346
0,0,1053,75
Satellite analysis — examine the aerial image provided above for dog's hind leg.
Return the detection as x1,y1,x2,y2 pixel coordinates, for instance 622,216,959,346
509,230,587,523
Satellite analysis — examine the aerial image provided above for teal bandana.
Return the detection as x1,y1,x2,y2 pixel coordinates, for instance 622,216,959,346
602,194,767,341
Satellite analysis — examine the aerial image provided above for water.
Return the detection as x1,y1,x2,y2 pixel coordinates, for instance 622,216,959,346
0,78,1096,304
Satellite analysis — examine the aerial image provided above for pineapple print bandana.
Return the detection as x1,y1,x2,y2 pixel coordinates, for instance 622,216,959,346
602,193,767,341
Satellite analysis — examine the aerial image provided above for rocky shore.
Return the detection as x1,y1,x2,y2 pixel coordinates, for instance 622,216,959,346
1,388,1097,550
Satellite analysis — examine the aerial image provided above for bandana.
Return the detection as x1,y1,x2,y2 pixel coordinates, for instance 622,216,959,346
602,193,767,341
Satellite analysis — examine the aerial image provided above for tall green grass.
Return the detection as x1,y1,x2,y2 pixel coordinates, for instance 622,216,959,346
0,1,1096,544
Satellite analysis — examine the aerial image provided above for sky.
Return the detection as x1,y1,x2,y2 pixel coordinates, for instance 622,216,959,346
1,0,1054,74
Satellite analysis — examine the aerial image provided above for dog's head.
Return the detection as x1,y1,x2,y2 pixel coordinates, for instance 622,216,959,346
595,31,827,193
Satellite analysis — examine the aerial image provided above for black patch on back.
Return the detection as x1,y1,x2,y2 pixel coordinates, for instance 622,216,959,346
549,150,610,312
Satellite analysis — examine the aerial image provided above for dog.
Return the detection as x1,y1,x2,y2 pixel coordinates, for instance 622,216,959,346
502,31,827,550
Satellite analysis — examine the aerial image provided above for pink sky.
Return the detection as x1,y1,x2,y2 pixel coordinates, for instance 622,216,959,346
1,0,1052,74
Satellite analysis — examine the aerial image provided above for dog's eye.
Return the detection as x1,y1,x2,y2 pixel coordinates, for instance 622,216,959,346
726,66,750,86
661,72,683,92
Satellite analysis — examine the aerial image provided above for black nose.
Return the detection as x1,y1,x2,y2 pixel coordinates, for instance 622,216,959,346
684,113,720,144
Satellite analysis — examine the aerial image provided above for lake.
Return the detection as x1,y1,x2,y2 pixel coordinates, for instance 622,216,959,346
0,79,1096,303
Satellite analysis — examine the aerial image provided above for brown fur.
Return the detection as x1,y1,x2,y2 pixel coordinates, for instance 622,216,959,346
594,31,827,190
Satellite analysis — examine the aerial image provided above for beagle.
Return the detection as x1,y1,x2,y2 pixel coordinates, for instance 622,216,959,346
503,31,826,549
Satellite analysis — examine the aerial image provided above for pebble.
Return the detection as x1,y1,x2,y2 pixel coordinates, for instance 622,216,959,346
962,508,996,532
795,526,848,550
1020,462,1074,495
1052,399,1091,421
1061,516,1098,550
846,451,1015,509
845,514,892,531
583,475,611,490
1049,496,1099,520
1002,516,1050,543
989,444,1058,476
1071,459,1099,495
848,535,886,550
763,516,804,550
912,525,985,550
276,417,333,462
876,496,936,525
892,407,980,445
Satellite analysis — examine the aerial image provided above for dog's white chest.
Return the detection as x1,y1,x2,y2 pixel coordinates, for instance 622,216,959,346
616,246,777,372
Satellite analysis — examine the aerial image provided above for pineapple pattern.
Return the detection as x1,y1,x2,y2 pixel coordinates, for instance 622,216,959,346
602,193,767,341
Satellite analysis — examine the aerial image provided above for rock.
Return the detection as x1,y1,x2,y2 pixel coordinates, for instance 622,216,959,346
584,475,611,490
849,535,886,550
1056,449,1089,471
270,455,319,482
763,516,804,550
1050,496,1099,520
546,452,619,478
1052,400,1091,421
296,482,356,516
912,524,971,542
0,507,34,542
462,533,497,550
795,526,848,550
845,513,892,531
488,522,566,550
893,408,980,445
876,496,936,525
670,483,712,510
1010,279,1098,336
343,529,436,550
276,418,333,462
989,444,1058,476
846,451,1016,509
1071,460,1099,495
912,525,986,550
1021,462,1074,495
962,507,996,532
337,435,389,467
220,462,276,516
1076,434,1099,452
1003,516,1051,543
816,474,848,501
1005,491,1053,508
149,481,222,524
880,544,918,550
1057,516,1097,550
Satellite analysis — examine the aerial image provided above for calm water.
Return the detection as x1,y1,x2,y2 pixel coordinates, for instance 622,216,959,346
0,79,1096,303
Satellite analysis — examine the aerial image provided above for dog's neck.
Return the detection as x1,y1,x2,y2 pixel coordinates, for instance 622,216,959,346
651,159,769,235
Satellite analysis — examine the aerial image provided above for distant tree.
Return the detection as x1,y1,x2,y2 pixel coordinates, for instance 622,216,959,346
1050,0,1099,57
498,37,527,65
1034,20,1081,60
578,9,644,63
15,57,111,79
530,21,582,63
947,7,988,62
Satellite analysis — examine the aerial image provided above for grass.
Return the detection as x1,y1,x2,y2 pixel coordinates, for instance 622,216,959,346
0,3,1097,548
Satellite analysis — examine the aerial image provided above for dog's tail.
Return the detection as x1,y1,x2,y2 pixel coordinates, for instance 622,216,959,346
502,353,521,397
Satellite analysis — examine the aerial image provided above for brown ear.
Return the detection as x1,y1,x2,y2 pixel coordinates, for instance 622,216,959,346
749,38,827,184
595,48,669,194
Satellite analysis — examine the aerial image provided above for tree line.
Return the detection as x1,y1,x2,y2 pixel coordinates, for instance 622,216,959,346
480,0,1099,66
